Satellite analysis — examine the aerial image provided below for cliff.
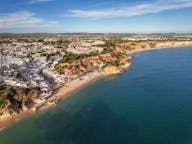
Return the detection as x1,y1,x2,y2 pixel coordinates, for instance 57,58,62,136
102,66,121,75
117,40,192,52
0,83,39,119
55,52,120,75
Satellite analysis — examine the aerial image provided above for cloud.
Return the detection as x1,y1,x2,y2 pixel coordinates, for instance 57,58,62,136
0,11,58,28
69,0,192,18
29,0,54,4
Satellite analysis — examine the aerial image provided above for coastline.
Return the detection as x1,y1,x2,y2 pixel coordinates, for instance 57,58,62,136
127,43,192,54
0,72,105,132
1,43,192,132
47,72,104,105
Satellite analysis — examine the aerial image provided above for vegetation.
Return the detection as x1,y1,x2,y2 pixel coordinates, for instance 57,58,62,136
59,52,84,63
102,48,113,54
16,72,23,79
40,51,60,58
0,40,12,44
59,52,98,63
44,39,71,48
0,82,16,107
0,82,39,108
149,43,156,48
108,60,120,67
124,46,134,50
97,40,116,48
112,52,124,60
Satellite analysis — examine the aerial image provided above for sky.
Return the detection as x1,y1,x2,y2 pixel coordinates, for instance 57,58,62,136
0,0,192,33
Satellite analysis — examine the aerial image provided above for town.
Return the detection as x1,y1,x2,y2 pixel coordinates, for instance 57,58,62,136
0,34,115,105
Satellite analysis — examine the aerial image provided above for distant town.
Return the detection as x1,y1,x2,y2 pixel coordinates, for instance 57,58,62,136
1,33,192,120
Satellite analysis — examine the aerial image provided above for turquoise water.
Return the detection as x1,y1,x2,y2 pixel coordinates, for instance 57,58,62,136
1,47,192,144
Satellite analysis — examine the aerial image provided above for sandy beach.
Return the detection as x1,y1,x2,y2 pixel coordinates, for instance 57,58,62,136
47,71,104,103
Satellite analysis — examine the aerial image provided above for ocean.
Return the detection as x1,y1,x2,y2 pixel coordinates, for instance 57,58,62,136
1,47,192,144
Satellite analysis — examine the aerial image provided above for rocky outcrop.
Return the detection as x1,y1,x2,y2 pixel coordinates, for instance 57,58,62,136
69,61,87,75
56,52,119,76
0,85,39,119
102,66,121,75
81,53,116,66
99,53,116,61
120,62,131,70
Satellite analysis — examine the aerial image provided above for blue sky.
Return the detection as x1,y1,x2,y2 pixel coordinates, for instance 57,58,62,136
0,0,192,33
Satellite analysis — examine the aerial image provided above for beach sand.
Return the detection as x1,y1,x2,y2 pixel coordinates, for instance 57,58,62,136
47,72,104,103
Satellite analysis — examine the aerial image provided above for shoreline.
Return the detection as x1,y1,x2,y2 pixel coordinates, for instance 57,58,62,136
127,43,192,54
47,71,105,104
0,72,105,132
1,43,192,132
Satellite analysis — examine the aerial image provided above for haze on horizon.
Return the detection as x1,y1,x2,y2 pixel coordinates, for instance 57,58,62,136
0,0,192,33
